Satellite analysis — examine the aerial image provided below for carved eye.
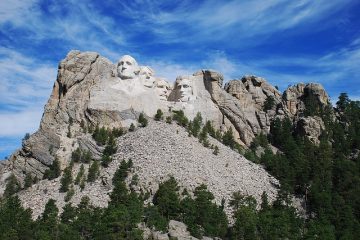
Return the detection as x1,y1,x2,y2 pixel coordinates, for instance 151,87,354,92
119,61,124,65
183,84,189,88
126,61,132,65
158,85,164,88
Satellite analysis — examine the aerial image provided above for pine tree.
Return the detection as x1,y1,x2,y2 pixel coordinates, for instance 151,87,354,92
193,184,228,238
103,135,117,156
154,109,164,121
138,113,148,127
43,157,61,180
213,146,219,155
199,126,208,143
24,173,33,189
35,199,59,239
0,196,34,239
82,150,92,163
336,92,350,111
80,177,85,190
172,110,188,126
4,174,21,198
129,123,135,132
166,116,172,124
222,127,235,149
87,161,99,182
144,206,168,232
190,112,202,137
75,164,85,185
204,120,216,138
263,95,275,111
101,155,112,168
64,185,75,202
71,147,82,163
153,176,181,220
61,203,76,224
60,166,73,192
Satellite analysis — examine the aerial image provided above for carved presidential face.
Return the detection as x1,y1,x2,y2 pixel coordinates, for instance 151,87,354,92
117,55,140,79
140,66,156,88
155,79,171,101
176,78,193,102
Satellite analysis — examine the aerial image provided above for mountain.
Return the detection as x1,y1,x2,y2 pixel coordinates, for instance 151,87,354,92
0,51,329,191
2,51,359,239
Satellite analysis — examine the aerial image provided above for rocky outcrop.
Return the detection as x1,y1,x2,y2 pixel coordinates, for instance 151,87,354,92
140,220,205,240
0,51,172,192
282,83,330,117
225,76,281,111
201,72,281,145
296,116,325,145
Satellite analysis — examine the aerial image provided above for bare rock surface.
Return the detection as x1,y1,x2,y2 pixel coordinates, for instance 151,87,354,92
282,83,330,117
296,116,325,145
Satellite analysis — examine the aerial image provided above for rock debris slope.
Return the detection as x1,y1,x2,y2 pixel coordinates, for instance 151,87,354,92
18,120,278,219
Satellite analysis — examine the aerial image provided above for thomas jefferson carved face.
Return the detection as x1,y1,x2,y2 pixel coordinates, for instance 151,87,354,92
117,55,140,79
176,77,193,102
140,66,156,88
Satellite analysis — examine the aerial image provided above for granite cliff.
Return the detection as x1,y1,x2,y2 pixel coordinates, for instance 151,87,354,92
0,51,332,230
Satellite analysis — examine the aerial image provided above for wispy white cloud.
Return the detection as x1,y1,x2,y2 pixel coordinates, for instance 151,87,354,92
0,47,55,139
0,108,43,137
0,47,56,110
0,0,127,57
0,0,38,25
112,0,353,44
146,60,197,82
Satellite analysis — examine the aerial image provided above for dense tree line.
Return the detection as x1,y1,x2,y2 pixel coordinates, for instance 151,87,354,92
2,93,360,239
0,162,228,239
0,159,143,239
245,93,360,239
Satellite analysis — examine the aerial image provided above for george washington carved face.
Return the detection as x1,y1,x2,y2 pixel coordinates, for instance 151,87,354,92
117,55,140,79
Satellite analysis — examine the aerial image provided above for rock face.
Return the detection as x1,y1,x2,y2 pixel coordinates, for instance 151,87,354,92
0,51,173,193
0,50,333,219
221,75,281,145
282,83,330,117
296,116,325,145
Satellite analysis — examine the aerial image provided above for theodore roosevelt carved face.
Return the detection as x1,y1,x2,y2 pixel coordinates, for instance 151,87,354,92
139,66,156,88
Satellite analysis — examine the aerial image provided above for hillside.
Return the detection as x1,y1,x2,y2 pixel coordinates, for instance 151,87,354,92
0,51,359,239
18,120,278,219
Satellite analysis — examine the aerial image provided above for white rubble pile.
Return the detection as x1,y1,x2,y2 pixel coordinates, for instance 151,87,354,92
18,120,278,220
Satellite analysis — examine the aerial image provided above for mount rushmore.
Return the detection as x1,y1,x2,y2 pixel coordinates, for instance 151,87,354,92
0,51,331,220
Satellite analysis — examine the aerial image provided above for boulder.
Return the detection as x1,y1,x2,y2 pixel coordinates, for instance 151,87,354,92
169,220,199,240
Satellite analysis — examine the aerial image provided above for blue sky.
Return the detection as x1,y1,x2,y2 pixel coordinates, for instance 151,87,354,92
1,0,360,159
